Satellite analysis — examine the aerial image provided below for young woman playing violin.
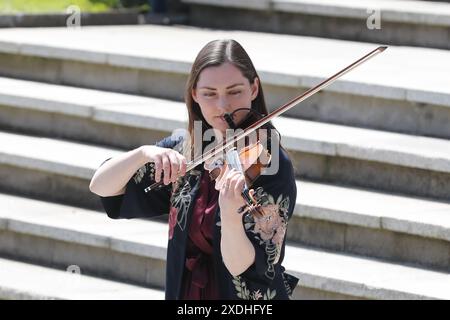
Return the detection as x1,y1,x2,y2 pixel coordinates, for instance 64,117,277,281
90,39,299,300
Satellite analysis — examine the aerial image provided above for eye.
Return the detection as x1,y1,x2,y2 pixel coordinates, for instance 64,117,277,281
229,91,241,95
203,92,215,97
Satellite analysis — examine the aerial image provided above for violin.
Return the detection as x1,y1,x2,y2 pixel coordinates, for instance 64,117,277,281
203,108,275,217
144,46,387,215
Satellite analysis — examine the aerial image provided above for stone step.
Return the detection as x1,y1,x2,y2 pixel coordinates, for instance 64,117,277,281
291,180,450,272
0,192,448,300
1,79,450,201
181,0,450,49
0,25,449,140
419,0,450,3
0,76,186,149
0,257,164,300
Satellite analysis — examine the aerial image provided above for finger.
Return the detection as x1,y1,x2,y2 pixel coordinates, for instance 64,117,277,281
227,169,241,184
161,154,171,185
234,175,246,198
177,154,187,176
153,156,162,183
219,182,227,197
228,171,241,190
167,152,179,183
225,174,232,189
228,169,243,186
223,173,233,193
226,168,240,180
226,173,243,198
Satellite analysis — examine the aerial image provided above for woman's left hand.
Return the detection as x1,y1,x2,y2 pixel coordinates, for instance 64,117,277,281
218,168,250,227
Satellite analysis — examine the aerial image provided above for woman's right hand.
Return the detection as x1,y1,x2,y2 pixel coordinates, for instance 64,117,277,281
140,145,187,185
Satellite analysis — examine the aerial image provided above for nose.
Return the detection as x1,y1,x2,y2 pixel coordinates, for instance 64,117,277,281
217,96,232,113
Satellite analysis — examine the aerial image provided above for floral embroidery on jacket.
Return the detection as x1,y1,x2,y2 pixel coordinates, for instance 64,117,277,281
232,276,276,300
168,169,201,239
243,186,290,280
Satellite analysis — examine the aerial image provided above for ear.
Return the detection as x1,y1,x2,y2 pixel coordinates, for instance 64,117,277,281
251,77,259,101
192,88,199,103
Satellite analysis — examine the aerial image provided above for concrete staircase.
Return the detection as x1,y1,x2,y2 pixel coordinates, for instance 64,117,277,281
181,0,450,49
0,6,449,300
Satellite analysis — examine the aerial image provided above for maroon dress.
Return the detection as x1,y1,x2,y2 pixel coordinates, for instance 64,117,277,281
180,171,220,299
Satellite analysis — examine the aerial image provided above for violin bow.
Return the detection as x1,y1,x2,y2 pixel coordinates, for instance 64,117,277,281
145,45,388,193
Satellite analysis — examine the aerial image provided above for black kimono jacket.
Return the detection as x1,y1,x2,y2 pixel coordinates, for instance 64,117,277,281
98,134,299,300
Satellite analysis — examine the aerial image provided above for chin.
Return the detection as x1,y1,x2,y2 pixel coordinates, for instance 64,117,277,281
213,120,227,131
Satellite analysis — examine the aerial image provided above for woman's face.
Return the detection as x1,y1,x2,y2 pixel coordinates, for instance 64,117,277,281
192,62,259,135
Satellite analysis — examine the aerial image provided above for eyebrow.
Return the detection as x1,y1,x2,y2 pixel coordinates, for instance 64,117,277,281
198,83,244,90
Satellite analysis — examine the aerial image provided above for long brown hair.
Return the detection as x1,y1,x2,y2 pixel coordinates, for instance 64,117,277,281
182,39,280,161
